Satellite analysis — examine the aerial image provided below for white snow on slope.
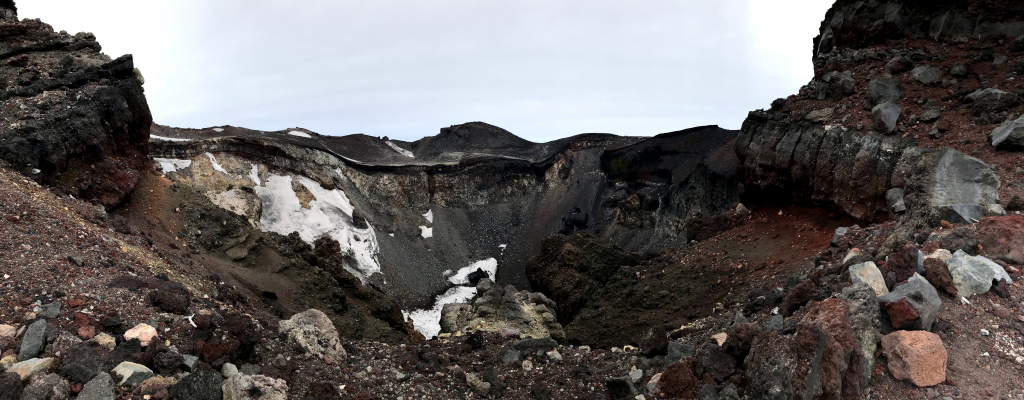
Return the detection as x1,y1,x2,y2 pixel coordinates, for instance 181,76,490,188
205,153,228,174
420,226,433,239
423,209,433,223
248,164,261,186
387,141,414,158
447,258,497,285
154,158,192,173
405,286,476,339
255,174,381,281
289,130,312,138
151,135,191,142
406,258,499,338
213,128,224,132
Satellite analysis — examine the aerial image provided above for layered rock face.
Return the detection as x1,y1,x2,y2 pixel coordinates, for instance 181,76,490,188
0,7,151,209
149,122,739,306
736,0,1022,227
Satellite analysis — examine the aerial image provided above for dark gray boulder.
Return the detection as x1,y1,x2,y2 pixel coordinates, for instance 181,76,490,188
17,320,54,361
816,70,856,100
872,102,902,133
868,76,903,106
892,147,1001,227
878,273,941,331
885,56,914,74
910,66,943,84
168,370,222,400
77,373,114,400
990,115,1024,150
966,88,1019,115
840,283,880,388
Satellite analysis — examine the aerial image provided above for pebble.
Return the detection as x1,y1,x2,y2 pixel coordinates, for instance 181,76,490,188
522,360,533,371
629,368,643,383
546,349,562,363
981,329,991,336
221,363,239,379
124,323,158,346
0,324,15,337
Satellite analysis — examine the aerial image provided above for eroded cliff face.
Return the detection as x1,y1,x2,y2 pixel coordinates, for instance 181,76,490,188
147,123,740,310
0,10,151,209
736,0,1024,240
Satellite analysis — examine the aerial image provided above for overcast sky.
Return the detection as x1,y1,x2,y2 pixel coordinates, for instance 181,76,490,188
18,1,833,142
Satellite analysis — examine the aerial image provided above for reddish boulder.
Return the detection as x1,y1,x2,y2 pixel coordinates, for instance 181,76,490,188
922,258,957,295
780,279,817,317
746,298,864,400
884,243,920,290
881,298,920,330
978,216,1024,264
881,331,947,387
658,357,701,399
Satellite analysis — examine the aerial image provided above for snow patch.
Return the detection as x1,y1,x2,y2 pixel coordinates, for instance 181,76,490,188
448,258,497,285
255,174,381,282
387,141,415,158
248,164,261,186
499,244,507,251
205,153,228,174
423,209,433,223
212,128,224,132
154,158,192,173
420,226,433,239
150,135,191,142
288,130,312,138
405,286,476,339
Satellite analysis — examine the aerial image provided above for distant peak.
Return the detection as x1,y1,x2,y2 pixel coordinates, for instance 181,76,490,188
436,122,533,149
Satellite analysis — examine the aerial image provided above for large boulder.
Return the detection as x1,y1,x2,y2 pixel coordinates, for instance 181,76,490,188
881,331,947,387
815,71,857,100
0,18,152,209
746,299,864,400
18,320,54,361
278,309,347,363
891,148,1001,226
989,115,1024,150
966,88,1019,116
977,216,1024,264
167,370,222,400
945,250,1014,298
878,274,941,331
658,357,701,399
439,281,565,342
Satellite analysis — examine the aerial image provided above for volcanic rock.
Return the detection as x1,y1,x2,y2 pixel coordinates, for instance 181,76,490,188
7,358,52,382
922,258,957,295
221,374,288,400
879,273,941,331
658,357,701,399
872,102,902,134
885,56,913,74
21,373,70,400
278,309,346,363
0,17,152,209
123,324,157,347
868,76,903,106
989,115,1024,150
977,215,1024,264
77,373,114,400
168,370,222,400
839,283,881,388
111,362,153,387
910,66,943,84
881,331,947,387
849,261,888,296
946,250,1014,298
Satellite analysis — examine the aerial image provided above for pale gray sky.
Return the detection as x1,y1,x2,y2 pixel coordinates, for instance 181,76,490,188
18,1,834,142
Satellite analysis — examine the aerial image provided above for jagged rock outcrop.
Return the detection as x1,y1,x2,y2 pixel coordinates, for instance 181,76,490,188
439,279,566,342
737,0,1009,227
0,6,151,209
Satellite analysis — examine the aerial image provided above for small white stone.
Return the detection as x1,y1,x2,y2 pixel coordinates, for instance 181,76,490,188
980,329,991,336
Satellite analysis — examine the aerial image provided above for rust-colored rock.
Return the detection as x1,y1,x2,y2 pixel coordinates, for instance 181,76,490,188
922,258,957,296
977,216,1024,264
658,357,701,399
881,330,947,387
881,298,920,330
780,279,817,317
